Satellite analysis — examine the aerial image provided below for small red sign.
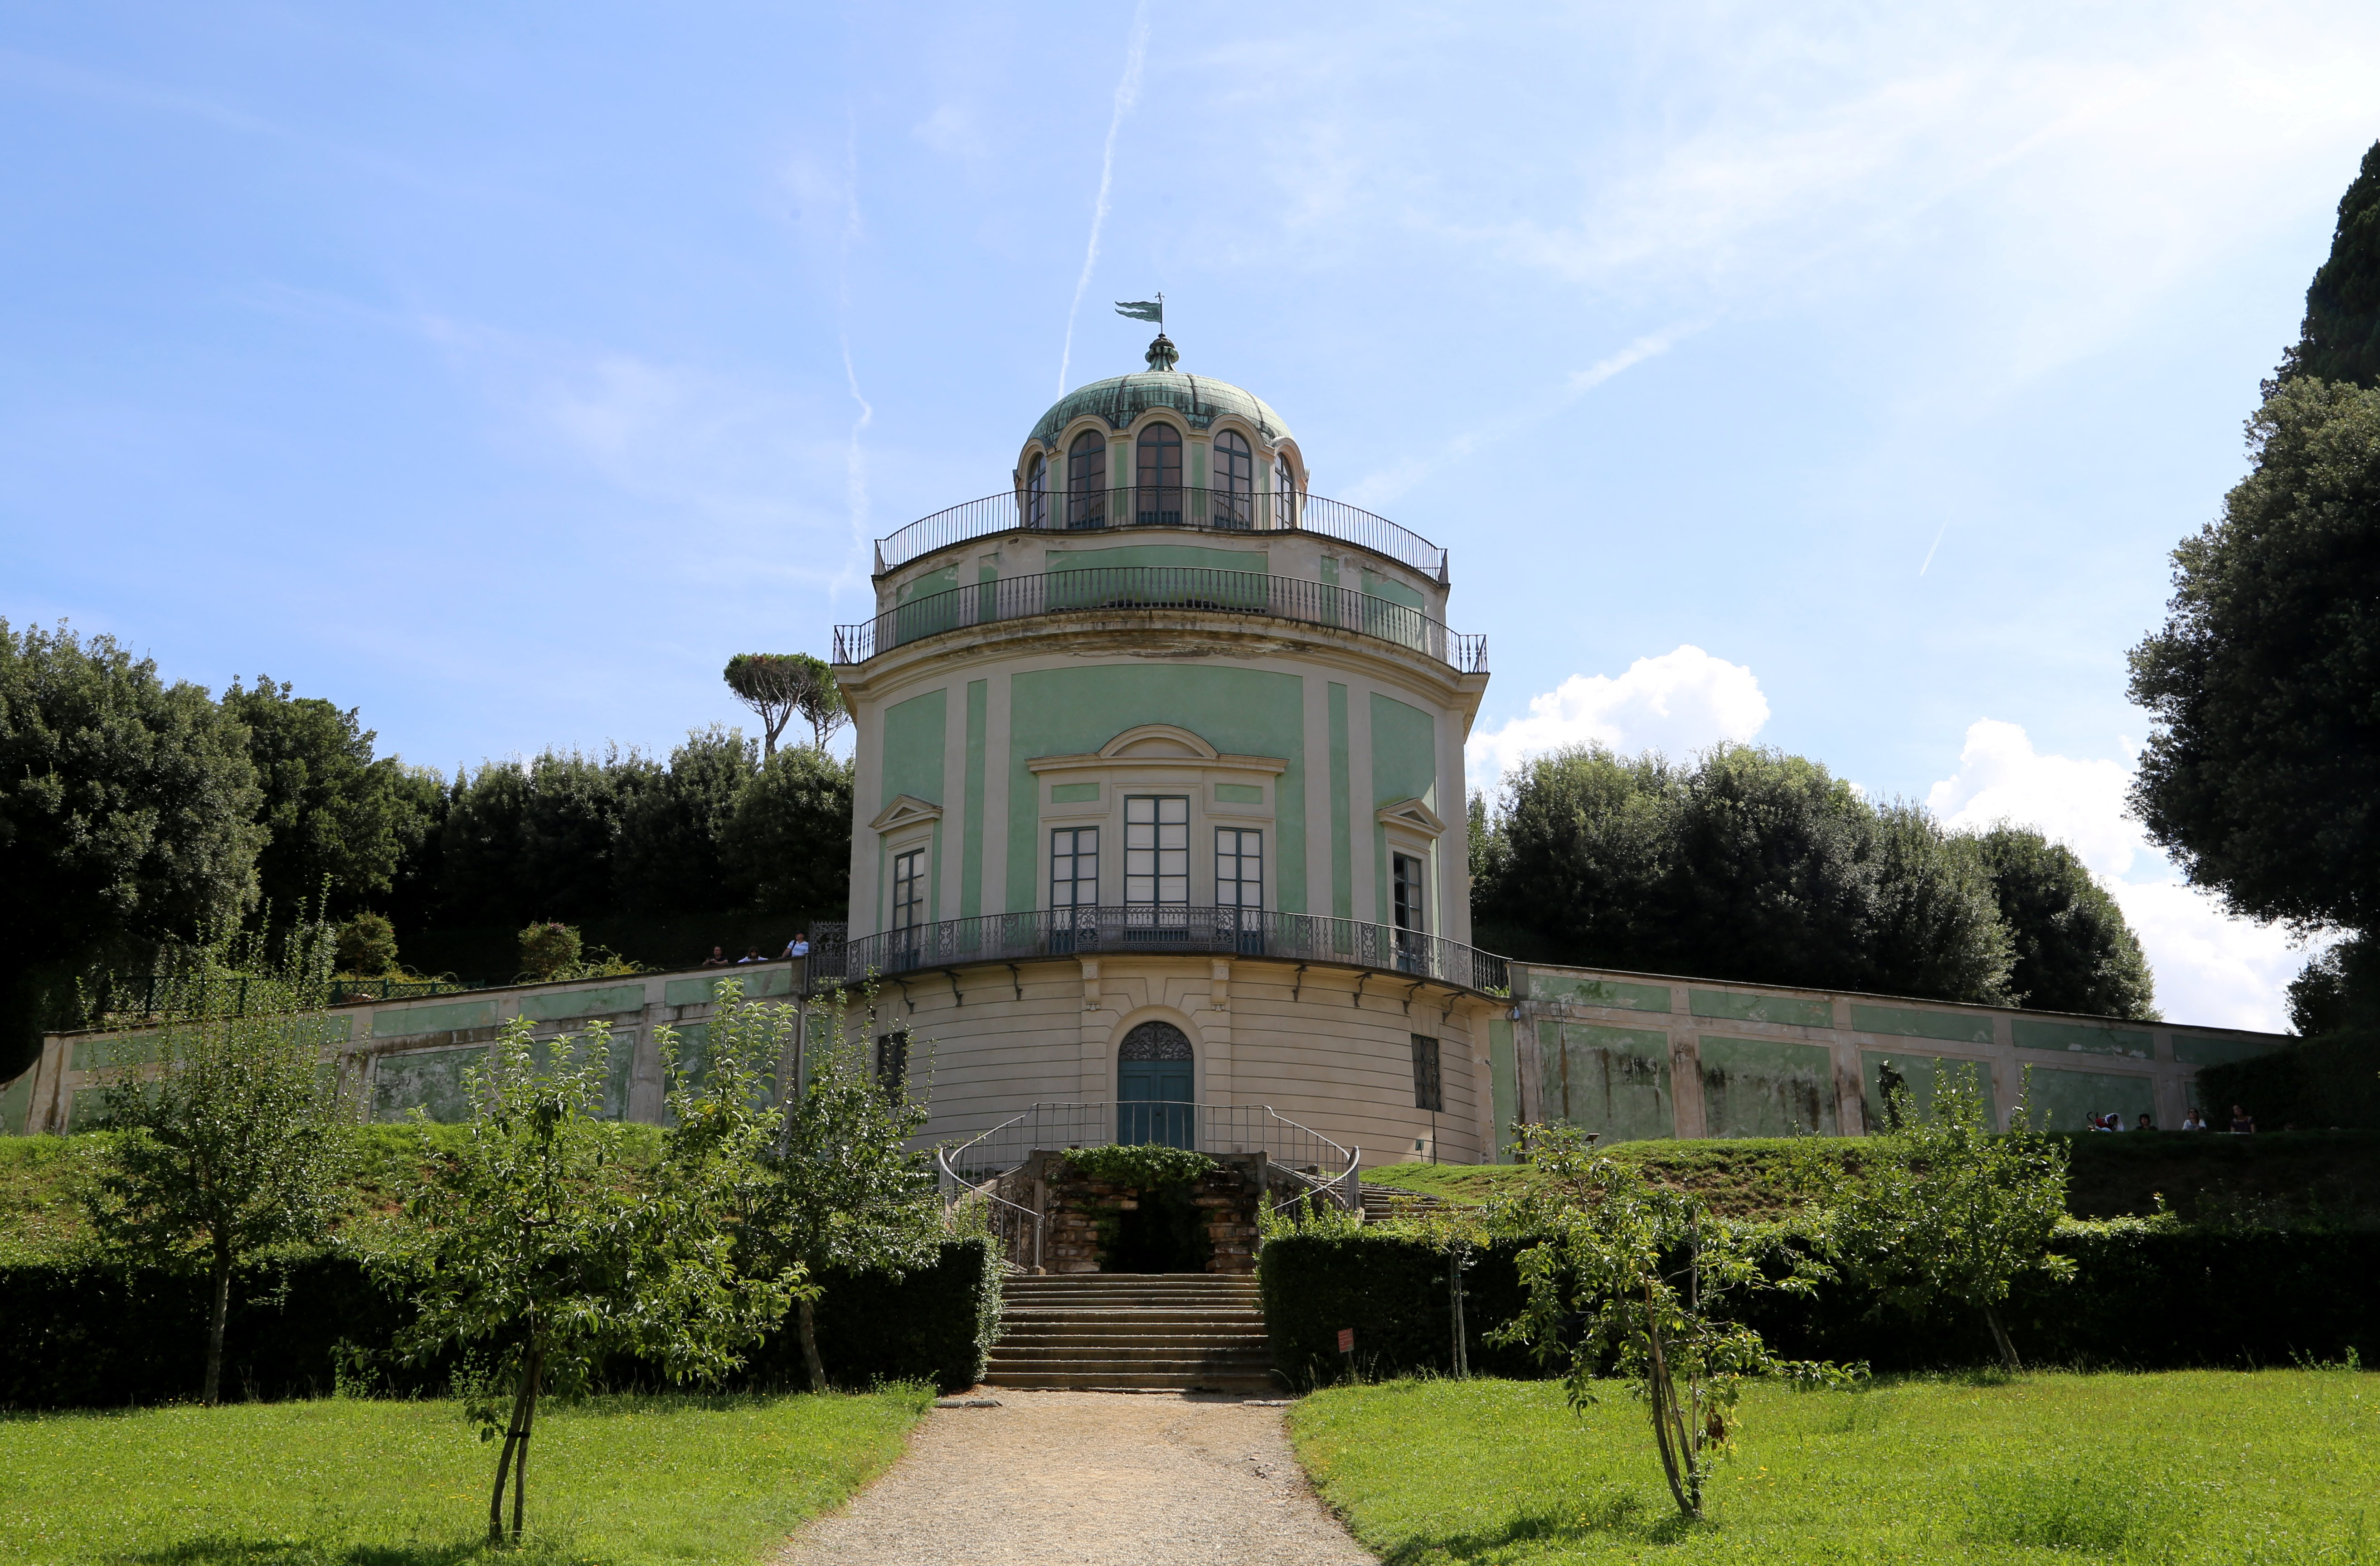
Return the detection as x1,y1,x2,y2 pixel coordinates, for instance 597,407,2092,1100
1336,1328,1355,1354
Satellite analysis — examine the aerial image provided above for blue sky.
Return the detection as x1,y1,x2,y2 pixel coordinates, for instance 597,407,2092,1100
5,2,2376,1028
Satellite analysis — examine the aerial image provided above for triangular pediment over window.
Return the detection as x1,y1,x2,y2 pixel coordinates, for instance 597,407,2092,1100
1375,797,1447,837
869,794,944,833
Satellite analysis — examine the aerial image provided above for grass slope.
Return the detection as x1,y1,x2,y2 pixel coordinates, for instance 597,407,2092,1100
1292,1371,2377,1564
0,1388,928,1566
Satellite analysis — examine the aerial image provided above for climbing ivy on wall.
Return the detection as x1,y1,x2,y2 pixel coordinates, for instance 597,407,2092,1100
1059,1144,1216,1188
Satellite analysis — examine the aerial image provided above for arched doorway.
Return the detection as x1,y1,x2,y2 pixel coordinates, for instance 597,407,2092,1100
1116,1021,1195,1148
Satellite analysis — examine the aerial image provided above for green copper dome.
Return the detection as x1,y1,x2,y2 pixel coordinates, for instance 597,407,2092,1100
1027,369,1293,450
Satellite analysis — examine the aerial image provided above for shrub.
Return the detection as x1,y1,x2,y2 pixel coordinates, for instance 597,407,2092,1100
335,912,399,977
1059,1144,1216,1187
517,921,582,981
2196,1030,2380,1131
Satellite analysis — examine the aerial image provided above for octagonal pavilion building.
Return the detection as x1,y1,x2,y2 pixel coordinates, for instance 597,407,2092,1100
821,333,1503,1174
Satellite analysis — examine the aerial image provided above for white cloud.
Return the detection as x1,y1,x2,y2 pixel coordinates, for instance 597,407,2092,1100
1466,645,1769,789
1926,719,2314,1033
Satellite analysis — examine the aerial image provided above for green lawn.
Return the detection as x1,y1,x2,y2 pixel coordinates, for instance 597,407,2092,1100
0,1388,929,1566
1291,1371,2377,1564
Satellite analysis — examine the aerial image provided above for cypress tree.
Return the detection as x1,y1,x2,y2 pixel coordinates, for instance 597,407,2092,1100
2273,140,2380,391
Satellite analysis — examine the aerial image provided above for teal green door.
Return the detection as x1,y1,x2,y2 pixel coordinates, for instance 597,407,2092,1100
1117,1022,1195,1147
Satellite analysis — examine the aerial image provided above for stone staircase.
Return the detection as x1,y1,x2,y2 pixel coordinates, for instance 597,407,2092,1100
984,1273,1275,1393
1360,1184,1452,1223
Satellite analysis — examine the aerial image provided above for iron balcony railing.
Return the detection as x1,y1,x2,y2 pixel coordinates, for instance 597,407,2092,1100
833,564,1487,672
872,486,1449,581
818,906,1509,996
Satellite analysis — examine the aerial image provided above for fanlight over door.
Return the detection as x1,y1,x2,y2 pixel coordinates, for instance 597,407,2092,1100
1116,1021,1195,1148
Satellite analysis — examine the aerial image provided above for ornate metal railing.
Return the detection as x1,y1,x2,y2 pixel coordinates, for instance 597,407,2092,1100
834,565,1486,672
937,1101,1363,1214
817,907,1508,996
872,486,1449,581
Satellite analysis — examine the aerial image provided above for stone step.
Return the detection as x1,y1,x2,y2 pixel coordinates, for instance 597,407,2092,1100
994,1335,1268,1353
979,1369,1279,1392
986,1269,1278,1392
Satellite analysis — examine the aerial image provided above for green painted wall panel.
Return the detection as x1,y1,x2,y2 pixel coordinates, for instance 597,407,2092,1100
1698,1036,1837,1137
1850,1004,1994,1045
961,680,989,919
370,1046,483,1124
1489,1016,1517,1162
1004,665,1307,915
1860,1052,1999,1129
528,1032,634,1119
2171,1032,2283,1067
1050,781,1100,803
1540,1022,1673,1144
661,969,794,1007
1530,973,1673,1013
2010,1018,2153,1058
2020,1065,2157,1132
0,1070,29,1135
1215,783,1263,804
1359,569,1425,611
1048,544,1267,572
896,566,960,604
880,689,948,811
1370,692,1436,926
373,999,499,1038
69,1033,160,1070
1690,989,1831,1028
1327,683,1352,918
67,1086,115,1133
520,984,648,1022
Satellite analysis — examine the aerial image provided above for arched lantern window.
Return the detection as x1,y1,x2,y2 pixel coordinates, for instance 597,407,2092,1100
1067,430,1106,530
1214,429,1253,529
1023,452,1048,529
1136,422,1182,526
1274,451,1297,529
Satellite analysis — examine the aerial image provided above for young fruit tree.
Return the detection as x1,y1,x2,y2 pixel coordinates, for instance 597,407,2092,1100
387,1013,804,1545
1486,1124,1841,1523
1832,1062,2072,1372
743,979,941,1390
83,922,358,1406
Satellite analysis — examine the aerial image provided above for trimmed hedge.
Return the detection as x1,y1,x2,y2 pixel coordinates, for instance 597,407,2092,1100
0,1236,999,1410
2197,1032,2380,1132
1258,1225,2380,1389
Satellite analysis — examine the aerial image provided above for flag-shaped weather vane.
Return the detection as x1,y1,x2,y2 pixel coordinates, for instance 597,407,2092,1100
1116,294,1177,370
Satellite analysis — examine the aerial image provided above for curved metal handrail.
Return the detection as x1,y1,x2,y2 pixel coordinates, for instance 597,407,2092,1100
872,486,1449,581
931,1100,1363,1213
835,565,1485,672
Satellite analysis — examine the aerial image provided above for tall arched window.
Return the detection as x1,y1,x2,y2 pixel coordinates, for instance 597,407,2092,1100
1023,452,1047,529
1214,429,1253,529
1135,422,1182,526
1067,430,1105,529
1273,452,1297,529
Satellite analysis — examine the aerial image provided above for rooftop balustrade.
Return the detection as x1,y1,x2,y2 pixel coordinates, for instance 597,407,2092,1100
833,563,1486,671
871,485,1449,580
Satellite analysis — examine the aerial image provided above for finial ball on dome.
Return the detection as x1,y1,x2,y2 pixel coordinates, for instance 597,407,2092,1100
1144,332,1179,372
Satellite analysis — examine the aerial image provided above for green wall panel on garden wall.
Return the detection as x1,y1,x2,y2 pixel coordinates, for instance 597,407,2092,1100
1539,1022,1673,1144
1860,1052,1998,1129
2171,1032,2283,1067
1327,683,1352,918
1698,1036,1837,1137
1530,973,1672,1013
369,1046,484,1124
520,984,648,1023
2020,1065,2157,1132
1850,1004,1994,1046
661,968,794,1007
527,1031,634,1120
373,999,499,1039
2011,1018,2154,1058
0,1071,30,1135
1690,989,1831,1028
69,1033,160,1071
66,1086,114,1133
961,680,989,919
1489,1016,1518,1161
1004,665,1308,916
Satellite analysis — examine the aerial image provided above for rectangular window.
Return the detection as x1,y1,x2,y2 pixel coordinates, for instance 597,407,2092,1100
1216,828,1263,924
1392,853,1426,932
891,847,926,931
1125,796,1189,906
1411,1034,1443,1113
1050,826,1099,909
876,1030,909,1096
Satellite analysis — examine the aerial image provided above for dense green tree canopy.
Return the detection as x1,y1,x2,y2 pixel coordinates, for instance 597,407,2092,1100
2127,377,2380,936
0,622,262,1071
723,747,855,916
1972,826,2157,1020
2273,139,2380,392
614,725,754,912
220,675,439,919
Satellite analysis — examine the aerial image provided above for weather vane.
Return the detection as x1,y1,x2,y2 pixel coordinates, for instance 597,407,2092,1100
1115,294,1175,369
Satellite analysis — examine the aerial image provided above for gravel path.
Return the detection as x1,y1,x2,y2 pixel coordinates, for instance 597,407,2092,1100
772,1390,1377,1566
